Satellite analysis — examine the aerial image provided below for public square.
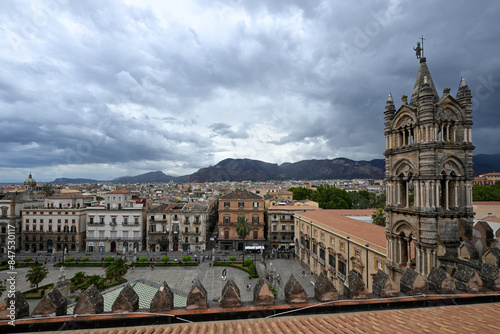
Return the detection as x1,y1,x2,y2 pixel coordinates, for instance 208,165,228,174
0,252,316,311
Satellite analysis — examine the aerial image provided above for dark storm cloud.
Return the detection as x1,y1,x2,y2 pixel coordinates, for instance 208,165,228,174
0,0,499,181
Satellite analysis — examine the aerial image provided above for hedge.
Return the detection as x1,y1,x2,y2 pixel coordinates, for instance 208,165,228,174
130,262,198,267
212,262,259,278
80,257,89,262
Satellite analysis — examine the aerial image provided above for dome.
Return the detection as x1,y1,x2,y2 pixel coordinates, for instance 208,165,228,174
24,172,37,186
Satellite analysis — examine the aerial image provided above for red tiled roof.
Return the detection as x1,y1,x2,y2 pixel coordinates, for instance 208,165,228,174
107,189,132,194
59,302,500,333
296,209,386,248
484,216,500,223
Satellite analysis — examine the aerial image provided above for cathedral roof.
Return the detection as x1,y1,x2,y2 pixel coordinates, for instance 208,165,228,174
410,58,439,106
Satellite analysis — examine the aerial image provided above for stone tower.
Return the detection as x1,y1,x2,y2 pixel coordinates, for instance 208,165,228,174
384,57,475,282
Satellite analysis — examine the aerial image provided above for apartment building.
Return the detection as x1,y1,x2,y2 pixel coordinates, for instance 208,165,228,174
146,201,213,253
218,190,265,251
268,205,318,251
0,193,39,253
294,209,386,293
85,190,145,253
21,194,92,253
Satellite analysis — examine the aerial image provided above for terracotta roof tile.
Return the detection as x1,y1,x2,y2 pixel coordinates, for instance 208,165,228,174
15,302,500,334
296,210,386,248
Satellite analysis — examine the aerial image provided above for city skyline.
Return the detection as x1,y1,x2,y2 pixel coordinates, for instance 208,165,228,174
1,1,500,183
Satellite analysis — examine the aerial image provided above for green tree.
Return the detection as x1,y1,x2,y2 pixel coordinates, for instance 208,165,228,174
311,185,352,209
473,181,500,201
25,265,49,289
236,216,252,263
371,208,386,227
105,259,129,283
71,271,86,285
288,187,314,201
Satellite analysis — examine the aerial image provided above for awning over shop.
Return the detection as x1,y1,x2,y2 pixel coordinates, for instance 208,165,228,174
245,245,264,250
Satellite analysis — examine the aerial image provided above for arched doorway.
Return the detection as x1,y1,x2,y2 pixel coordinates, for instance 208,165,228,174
133,242,139,252
237,242,243,251
46,240,53,253
123,242,128,252
31,244,37,253
71,244,76,252
110,242,116,252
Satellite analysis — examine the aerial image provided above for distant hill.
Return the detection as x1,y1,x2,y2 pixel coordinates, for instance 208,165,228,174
51,177,101,184
473,154,500,176
49,154,500,184
111,171,189,184
187,158,386,182
51,171,189,184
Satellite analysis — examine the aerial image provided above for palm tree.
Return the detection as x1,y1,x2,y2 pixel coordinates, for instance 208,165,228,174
105,258,129,283
236,216,252,263
371,208,386,227
25,265,49,289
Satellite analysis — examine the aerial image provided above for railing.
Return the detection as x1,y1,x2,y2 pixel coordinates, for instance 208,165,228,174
318,258,325,265
312,253,318,260
337,271,346,281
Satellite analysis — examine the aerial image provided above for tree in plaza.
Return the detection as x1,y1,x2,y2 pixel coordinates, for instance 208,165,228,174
105,258,129,283
371,208,386,227
236,216,252,263
25,265,49,289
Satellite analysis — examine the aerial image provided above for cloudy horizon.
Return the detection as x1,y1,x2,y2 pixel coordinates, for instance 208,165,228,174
1,0,500,183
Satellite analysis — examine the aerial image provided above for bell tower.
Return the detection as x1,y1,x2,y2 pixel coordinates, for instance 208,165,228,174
384,49,475,282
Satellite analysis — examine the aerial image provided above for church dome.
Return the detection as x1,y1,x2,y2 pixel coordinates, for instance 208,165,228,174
24,173,37,187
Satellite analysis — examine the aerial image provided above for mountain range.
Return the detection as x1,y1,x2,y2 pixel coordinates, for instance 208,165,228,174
51,154,500,184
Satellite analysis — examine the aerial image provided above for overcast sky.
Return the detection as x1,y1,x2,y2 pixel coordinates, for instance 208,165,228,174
1,0,500,182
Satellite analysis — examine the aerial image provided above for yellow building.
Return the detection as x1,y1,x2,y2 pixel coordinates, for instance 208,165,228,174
294,209,386,293
473,201,500,220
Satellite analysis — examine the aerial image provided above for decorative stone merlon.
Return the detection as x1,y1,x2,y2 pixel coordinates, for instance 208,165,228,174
372,270,399,298
221,280,241,308
186,280,208,310
453,265,483,293
253,279,275,306
479,263,500,291
428,268,456,294
32,288,67,317
73,284,104,315
112,284,139,313
314,273,338,302
150,281,174,313
344,270,369,299
0,291,29,320
284,275,307,304
399,268,427,295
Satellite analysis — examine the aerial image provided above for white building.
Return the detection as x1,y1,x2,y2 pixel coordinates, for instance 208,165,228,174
85,190,145,253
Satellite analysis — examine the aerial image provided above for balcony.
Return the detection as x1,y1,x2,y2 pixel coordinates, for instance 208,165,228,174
148,231,169,235
337,271,346,281
319,258,325,265
312,253,318,260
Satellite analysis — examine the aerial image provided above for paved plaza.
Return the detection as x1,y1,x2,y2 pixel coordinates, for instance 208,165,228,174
0,254,316,310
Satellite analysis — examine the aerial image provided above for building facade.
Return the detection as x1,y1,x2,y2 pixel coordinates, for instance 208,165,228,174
85,190,145,253
218,190,265,251
384,57,475,283
294,210,386,293
0,194,39,253
21,194,90,253
268,205,318,250
146,202,212,253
